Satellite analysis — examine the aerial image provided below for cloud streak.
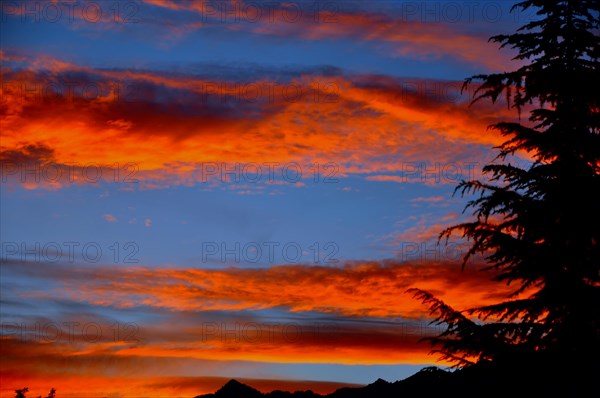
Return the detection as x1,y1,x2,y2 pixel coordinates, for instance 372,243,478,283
1,256,529,395
1,54,514,190
140,0,515,69
4,258,516,319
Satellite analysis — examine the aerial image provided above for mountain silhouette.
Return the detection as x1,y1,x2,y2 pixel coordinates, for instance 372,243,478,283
194,363,595,398
194,367,454,398
197,379,262,398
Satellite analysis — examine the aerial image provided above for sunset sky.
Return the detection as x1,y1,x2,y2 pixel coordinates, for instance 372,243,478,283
1,1,535,397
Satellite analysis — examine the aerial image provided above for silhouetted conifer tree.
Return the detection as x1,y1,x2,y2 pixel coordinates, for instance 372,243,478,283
411,0,600,372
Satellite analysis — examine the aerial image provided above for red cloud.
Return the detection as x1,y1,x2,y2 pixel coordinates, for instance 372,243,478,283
1,55,516,190
8,259,518,319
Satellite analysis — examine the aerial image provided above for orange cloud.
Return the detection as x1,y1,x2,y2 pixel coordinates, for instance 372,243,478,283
2,257,529,394
0,310,440,398
0,302,441,396
1,54,515,190
0,311,442,366
7,259,518,320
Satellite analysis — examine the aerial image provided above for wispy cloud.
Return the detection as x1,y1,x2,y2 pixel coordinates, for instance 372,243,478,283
103,213,118,223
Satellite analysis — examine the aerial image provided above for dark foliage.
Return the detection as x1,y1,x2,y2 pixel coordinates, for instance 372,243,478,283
411,0,600,373
13,388,56,398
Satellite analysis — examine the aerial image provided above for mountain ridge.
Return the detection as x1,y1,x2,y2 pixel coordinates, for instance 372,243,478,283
194,367,450,398
194,362,595,398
